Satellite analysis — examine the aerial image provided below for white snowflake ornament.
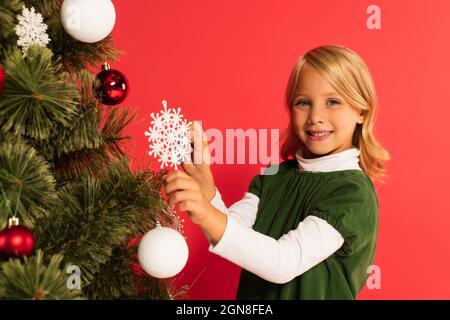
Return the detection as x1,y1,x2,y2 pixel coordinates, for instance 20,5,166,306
145,100,192,170
15,6,51,55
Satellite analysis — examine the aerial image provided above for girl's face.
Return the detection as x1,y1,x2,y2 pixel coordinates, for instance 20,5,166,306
292,64,364,159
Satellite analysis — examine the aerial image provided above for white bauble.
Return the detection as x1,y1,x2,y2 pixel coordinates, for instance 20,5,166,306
61,0,116,43
138,226,189,279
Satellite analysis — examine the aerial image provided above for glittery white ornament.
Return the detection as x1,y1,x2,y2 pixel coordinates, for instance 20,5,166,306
60,0,116,43
145,100,192,169
138,224,189,279
15,6,50,55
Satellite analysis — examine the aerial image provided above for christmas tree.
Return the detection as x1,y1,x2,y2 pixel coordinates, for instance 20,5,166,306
0,0,184,299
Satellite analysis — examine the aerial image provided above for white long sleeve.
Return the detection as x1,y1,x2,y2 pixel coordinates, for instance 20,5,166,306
206,147,361,284
210,187,258,228
208,188,344,284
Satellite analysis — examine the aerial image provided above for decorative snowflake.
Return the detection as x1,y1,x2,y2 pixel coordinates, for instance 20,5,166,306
15,6,51,55
145,100,192,170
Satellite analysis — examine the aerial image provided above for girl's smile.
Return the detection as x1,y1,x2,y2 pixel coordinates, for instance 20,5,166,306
305,130,334,142
292,64,364,159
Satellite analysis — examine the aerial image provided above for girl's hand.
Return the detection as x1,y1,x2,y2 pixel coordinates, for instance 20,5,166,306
181,120,216,201
163,170,213,225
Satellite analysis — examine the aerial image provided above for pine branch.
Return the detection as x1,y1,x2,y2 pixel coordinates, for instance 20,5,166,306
99,106,136,160
22,0,60,15
0,0,23,61
0,45,79,140
29,70,136,181
0,0,23,38
51,71,102,157
26,71,101,180
0,0,183,300
83,244,182,300
0,250,83,300
23,0,120,74
82,247,141,300
89,158,176,235
49,107,136,182
34,159,176,296
34,176,138,286
35,71,102,160
44,104,102,158
0,138,56,228
76,161,181,299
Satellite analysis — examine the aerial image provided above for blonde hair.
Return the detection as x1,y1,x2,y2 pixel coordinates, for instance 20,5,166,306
280,45,390,184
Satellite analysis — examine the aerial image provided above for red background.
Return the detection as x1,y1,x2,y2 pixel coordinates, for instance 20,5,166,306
111,0,450,299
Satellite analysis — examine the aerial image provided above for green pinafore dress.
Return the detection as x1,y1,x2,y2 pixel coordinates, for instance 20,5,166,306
236,159,379,300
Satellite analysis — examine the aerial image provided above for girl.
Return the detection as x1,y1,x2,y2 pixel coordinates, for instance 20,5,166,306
162,45,390,299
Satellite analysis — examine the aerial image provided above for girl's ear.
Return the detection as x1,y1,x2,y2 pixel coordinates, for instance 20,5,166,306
357,110,365,124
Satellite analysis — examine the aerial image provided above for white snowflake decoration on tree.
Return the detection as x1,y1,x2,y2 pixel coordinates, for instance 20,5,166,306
15,6,51,55
145,100,192,170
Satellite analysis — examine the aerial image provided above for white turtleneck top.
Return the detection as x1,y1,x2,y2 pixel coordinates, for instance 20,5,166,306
207,147,362,284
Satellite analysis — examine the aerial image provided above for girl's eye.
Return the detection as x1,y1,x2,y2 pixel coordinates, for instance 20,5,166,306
327,99,341,106
294,99,341,107
294,99,309,107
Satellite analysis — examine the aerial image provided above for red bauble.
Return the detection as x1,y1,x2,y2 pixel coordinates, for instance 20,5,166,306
93,62,129,106
0,64,5,96
0,218,35,260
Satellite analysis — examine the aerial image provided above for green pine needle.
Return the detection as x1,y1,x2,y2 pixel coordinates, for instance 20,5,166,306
100,106,136,159
0,45,79,140
0,138,56,228
0,250,83,300
48,106,136,180
0,0,23,60
0,0,22,38
36,175,141,285
34,159,175,292
33,71,136,180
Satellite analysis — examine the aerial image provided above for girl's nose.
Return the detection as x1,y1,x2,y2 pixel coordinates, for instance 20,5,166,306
307,106,325,124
